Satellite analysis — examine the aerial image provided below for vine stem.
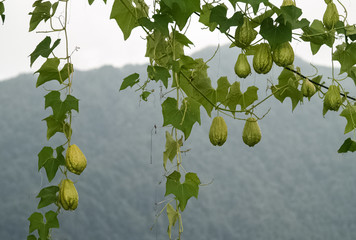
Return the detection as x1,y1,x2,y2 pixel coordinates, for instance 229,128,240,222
62,0,73,147
284,66,356,101
172,26,183,240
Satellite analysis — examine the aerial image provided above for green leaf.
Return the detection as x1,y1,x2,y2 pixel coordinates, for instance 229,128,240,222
36,186,59,209
29,1,52,31
271,68,303,110
228,0,238,8
163,131,183,170
225,81,242,111
88,0,108,4
250,9,275,28
147,66,170,88
27,211,57,239
0,2,4,15
38,147,53,171
110,0,147,40
43,115,64,140
161,0,200,30
199,4,218,31
338,138,356,153
174,32,193,47
51,2,59,16
45,91,61,109
347,67,356,86
120,73,140,91
145,31,171,67
140,91,151,101
340,105,356,134
44,91,79,122
223,81,258,111
310,42,322,55
166,203,178,239
64,95,79,113
333,43,356,75
38,146,62,182
56,145,66,166
28,212,44,234
179,59,216,116
260,17,292,49
137,17,155,30
45,211,59,229
27,235,37,240
209,4,243,33
165,171,201,211
236,0,268,14
35,58,73,87
178,55,199,70
162,97,201,139
43,158,61,182
277,6,309,29
239,86,258,110
151,13,172,36
301,20,335,54
29,37,61,66
0,14,4,25
0,2,5,24
216,76,230,103
310,75,323,90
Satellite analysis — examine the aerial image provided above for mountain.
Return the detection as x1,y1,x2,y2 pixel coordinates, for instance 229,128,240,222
1,45,356,240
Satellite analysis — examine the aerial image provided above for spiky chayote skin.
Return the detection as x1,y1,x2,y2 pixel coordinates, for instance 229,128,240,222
59,179,78,211
209,116,228,146
272,41,294,67
323,2,339,30
242,117,261,147
234,53,251,78
235,18,257,49
253,43,273,74
66,144,87,175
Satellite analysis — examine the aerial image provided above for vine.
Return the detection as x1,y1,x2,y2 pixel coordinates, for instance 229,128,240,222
20,0,356,239
27,0,87,239
110,0,356,239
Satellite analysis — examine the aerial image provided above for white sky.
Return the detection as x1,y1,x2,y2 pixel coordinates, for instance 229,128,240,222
0,0,355,81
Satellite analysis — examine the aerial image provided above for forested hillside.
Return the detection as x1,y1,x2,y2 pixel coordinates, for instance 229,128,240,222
1,45,356,240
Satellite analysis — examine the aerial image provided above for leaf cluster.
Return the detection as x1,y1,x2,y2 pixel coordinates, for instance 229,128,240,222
27,1,81,239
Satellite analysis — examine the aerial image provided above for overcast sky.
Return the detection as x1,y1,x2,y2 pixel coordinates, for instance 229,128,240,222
0,0,355,81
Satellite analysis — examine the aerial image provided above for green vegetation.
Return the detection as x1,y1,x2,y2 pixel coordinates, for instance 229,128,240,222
2,0,356,239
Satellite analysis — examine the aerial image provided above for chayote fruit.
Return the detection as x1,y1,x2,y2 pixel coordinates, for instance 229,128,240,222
272,41,294,67
301,79,316,99
324,85,342,112
323,3,339,30
235,17,257,49
209,116,228,146
59,179,78,211
234,53,251,78
253,43,273,74
242,117,261,147
66,144,87,175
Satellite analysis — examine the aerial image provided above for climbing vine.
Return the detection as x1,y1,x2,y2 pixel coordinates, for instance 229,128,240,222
27,0,87,239
21,0,356,239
